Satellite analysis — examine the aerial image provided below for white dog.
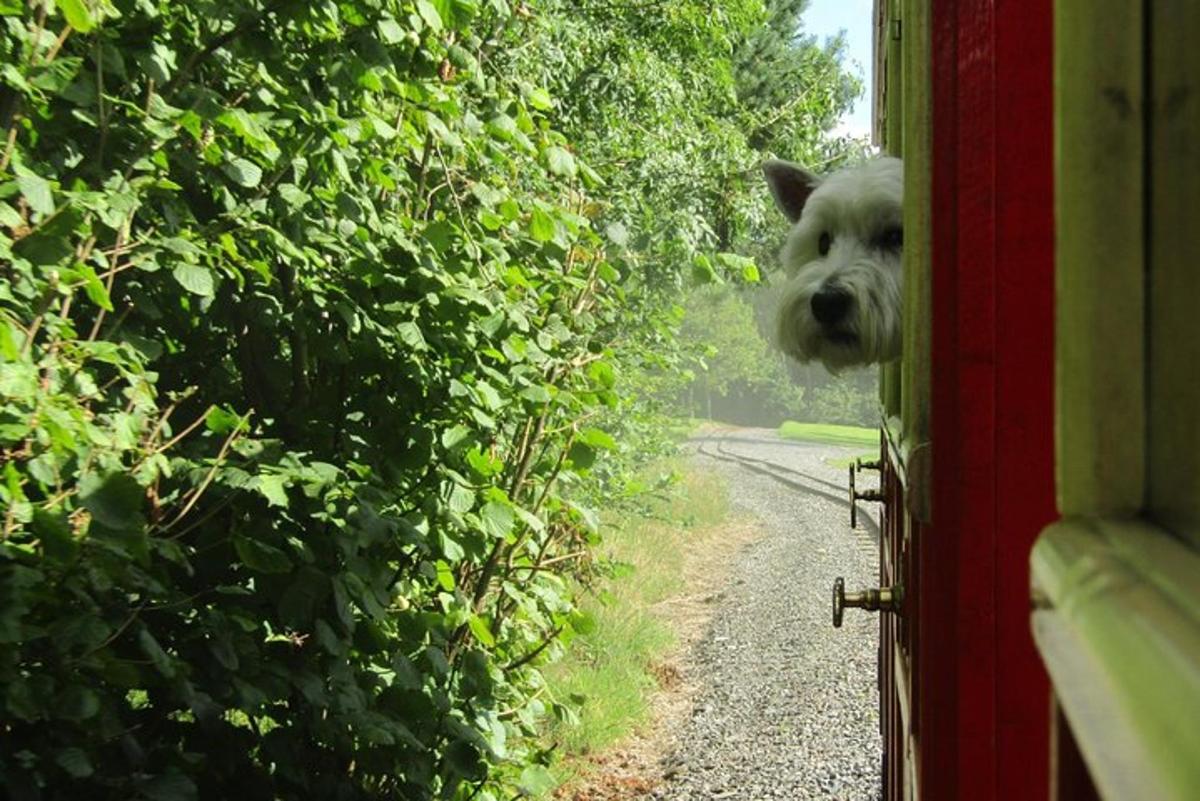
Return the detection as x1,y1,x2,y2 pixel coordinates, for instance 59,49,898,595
763,157,903,370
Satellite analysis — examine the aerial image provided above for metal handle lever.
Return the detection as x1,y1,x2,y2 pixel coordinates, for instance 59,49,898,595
832,577,904,628
848,466,884,529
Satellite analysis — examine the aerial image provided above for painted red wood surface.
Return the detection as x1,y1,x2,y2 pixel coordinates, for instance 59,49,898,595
918,1,1056,799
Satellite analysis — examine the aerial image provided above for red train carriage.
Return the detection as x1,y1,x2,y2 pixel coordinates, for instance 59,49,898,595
833,2,1200,800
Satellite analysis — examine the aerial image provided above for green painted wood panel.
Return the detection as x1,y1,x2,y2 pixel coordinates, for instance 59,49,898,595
876,0,903,421
1149,2,1200,548
900,0,931,522
1055,0,1145,516
878,0,900,421
1032,518,1200,799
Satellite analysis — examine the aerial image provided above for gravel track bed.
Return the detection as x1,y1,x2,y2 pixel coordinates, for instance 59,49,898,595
651,429,882,800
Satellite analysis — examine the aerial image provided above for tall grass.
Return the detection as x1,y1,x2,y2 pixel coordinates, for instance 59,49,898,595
543,462,730,771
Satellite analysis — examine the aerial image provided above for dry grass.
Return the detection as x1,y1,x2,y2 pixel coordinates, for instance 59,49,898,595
545,461,763,799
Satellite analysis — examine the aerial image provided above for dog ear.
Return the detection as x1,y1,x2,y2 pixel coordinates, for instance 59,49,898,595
763,160,820,223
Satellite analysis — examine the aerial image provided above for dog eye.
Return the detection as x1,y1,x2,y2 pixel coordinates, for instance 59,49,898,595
818,232,831,256
877,226,903,250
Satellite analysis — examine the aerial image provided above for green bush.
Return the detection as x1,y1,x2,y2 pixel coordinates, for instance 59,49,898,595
0,1,658,798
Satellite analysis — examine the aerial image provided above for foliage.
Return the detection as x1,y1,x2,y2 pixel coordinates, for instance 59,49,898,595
677,285,878,427
679,285,804,425
0,0,862,798
735,0,863,162
797,371,880,427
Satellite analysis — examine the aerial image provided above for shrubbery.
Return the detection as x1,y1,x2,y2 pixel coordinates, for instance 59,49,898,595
0,1,860,798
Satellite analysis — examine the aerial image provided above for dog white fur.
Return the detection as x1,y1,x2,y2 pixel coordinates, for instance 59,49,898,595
764,157,903,370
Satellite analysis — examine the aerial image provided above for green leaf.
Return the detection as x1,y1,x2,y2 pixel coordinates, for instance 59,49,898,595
473,380,502,410
440,530,465,562
398,321,427,350
56,747,94,778
517,765,556,795
5,680,40,721
691,252,718,284
466,448,502,477
0,201,20,228
467,615,495,648
377,16,405,44
32,509,77,562
716,252,760,283
441,425,471,450
448,484,474,514
278,568,329,627
204,405,243,434
569,609,597,635
14,165,54,216
137,628,175,677
519,385,552,403
172,264,214,297
527,87,554,111
435,560,455,591
567,442,596,470
140,771,198,801
277,183,309,208
81,265,113,311
447,44,476,71
604,221,629,247
253,474,289,507
545,146,576,178
486,114,517,142
579,427,616,450
59,0,96,32
80,473,143,530
529,208,555,242
431,0,458,26
224,157,263,188
55,685,100,720
416,0,443,31
480,501,514,538
587,360,616,389
233,536,293,574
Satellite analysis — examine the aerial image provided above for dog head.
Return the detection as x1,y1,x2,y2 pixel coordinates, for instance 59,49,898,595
764,156,903,370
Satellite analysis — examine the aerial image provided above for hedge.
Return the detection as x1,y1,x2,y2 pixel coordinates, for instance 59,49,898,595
0,1,649,798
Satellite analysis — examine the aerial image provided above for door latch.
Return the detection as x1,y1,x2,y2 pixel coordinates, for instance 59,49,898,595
848,465,884,529
832,577,904,628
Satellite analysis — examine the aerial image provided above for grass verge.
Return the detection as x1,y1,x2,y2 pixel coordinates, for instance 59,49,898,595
777,420,879,448
542,460,738,792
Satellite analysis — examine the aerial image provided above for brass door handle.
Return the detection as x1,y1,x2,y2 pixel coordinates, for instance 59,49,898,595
832,577,904,628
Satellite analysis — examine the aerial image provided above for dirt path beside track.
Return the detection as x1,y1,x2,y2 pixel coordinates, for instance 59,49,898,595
562,428,882,801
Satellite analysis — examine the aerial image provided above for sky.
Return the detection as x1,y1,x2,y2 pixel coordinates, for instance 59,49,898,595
800,0,875,140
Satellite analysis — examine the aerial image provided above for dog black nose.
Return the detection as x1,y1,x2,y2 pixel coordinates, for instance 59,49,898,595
811,285,852,325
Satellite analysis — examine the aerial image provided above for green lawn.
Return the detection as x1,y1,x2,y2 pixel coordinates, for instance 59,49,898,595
777,420,879,447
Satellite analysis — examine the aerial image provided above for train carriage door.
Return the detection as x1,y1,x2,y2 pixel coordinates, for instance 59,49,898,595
1035,2,1200,798
859,2,1057,800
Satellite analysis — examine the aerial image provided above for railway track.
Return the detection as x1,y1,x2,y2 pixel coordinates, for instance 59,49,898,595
691,430,882,551
652,427,884,798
